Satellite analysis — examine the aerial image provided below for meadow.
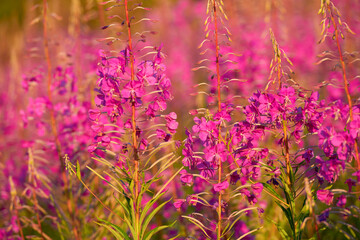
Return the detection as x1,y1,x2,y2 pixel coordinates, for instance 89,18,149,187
0,0,359,239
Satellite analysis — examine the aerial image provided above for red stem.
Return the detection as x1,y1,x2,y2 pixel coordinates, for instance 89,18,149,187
124,0,140,237
213,1,222,239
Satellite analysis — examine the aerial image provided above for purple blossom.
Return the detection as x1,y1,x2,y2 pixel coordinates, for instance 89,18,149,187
213,180,229,193
121,81,145,103
180,169,193,186
345,178,356,192
174,199,186,210
230,172,240,185
336,195,346,208
251,183,263,197
317,189,334,205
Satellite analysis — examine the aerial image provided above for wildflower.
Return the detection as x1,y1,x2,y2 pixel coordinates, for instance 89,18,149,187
230,171,240,185
251,183,263,197
179,169,193,186
345,178,356,192
186,195,198,206
317,189,334,205
336,195,346,208
174,199,186,210
213,180,229,193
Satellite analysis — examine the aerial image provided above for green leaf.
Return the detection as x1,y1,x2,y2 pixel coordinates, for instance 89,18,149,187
129,197,137,236
153,166,184,200
182,215,211,239
76,161,81,180
296,198,309,223
268,218,291,240
143,221,176,240
140,198,172,239
262,182,282,200
87,166,122,194
224,207,258,236
96,220,131,240
114,196,131,219
140,192,165,228
236,227,263,240
276,203,295,237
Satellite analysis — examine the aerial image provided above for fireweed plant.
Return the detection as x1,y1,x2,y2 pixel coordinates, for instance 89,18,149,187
178,0,360,239
177,1,264,239
71,0,181,239
1,0,360,239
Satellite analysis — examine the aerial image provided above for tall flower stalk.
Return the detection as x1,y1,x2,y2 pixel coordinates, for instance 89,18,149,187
42,1,81,239
179,1,263,239
86,0,180,239
124,0,141,230
212,1,223,238
318,0,360,169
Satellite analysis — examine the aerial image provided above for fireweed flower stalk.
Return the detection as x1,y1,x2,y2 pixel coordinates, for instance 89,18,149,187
19,65,95,239
255,6,359,237
305,1,360,238
14,1,97,237
244,84,325,239
179,1,263,239
85,0,180,239
260,27,357,239
245,30,327,239
318,0,360,169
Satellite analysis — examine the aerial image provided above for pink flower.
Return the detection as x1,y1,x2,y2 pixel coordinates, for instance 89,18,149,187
317,189,334,205
88,144,97,153
345,178,356,192
180,169,193,186
173,199,186,209
214,180,229,192
336,195,346,208
186,195,198,206
251,183,263,197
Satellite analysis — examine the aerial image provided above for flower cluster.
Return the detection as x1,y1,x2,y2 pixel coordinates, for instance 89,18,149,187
88,47,178,157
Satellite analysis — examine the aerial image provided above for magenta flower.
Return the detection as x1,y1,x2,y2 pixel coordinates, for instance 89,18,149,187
165,112,178,134
197,162,215,179
192,117,209,142
186,195,198,206
213,180,229,193
336,195,347,208
156,129,171,141
89,109,101,121
174,199,186,210
251,183,263,197
349,119,360,139
139,138,148,151
121,81,145,103
345,178,356,192
302,149,314,163
88,144,97,153
136,61,156,85
230,172,240,185
101,135,111,147
247,194,258,205
182,142,196,169
317,189,334,205
179,169,193,186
